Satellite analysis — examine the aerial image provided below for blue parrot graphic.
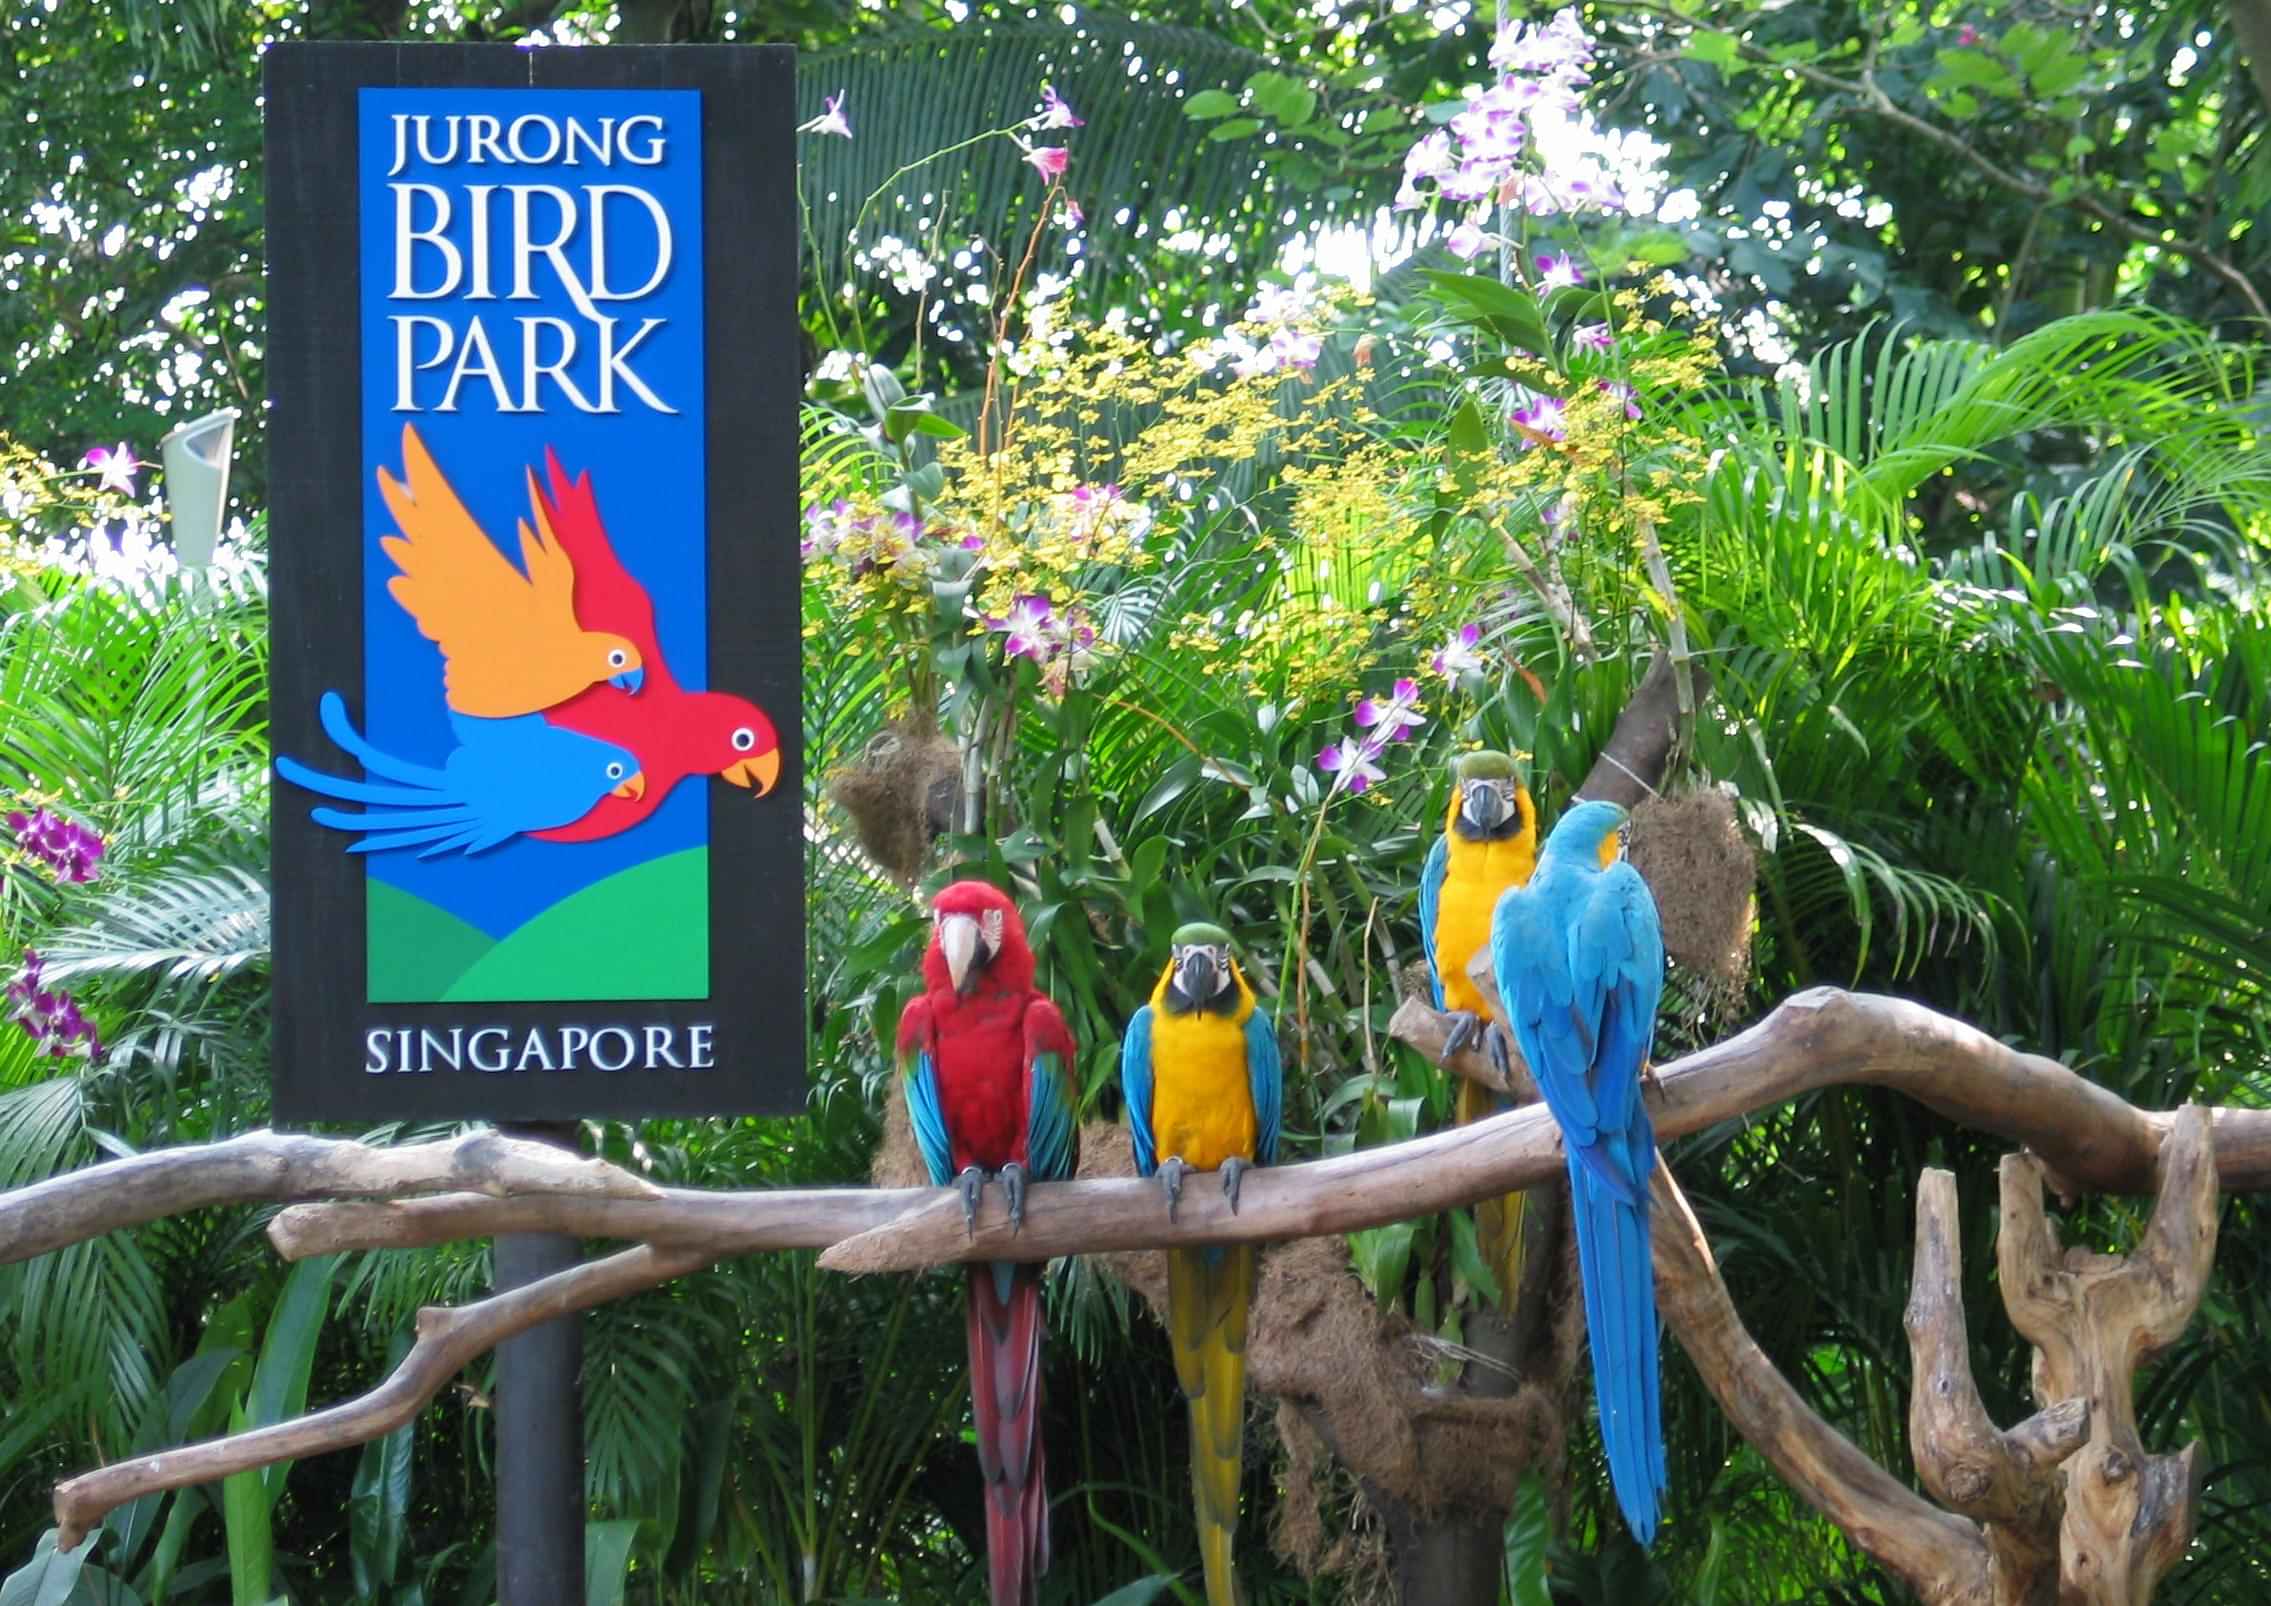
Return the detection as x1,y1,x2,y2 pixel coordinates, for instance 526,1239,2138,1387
276,691,647,858
1490,797,1667,1546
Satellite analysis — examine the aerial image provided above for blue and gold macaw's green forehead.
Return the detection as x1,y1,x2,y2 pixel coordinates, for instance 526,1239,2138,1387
1452,750,1518,784
1170,921,1233,949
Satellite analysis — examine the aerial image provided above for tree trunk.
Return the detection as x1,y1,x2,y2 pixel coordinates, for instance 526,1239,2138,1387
1373,1489,1505,1606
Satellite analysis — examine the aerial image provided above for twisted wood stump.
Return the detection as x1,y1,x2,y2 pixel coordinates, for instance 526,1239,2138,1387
1998,1105,2216,1604
1897,1104,2216,1606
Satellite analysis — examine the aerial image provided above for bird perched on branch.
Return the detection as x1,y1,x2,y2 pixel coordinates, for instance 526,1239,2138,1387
1418,749,1539,1311
897,880,1080,1606
1120,922,1282,1606
1490,798,1667,1545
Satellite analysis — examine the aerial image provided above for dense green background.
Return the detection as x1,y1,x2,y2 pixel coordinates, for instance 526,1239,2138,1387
0,2,2264,1603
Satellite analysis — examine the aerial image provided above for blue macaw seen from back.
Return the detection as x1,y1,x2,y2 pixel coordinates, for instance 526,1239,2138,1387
1120,922,1283,1606
1417,749,1539,1309
898,880,1082,1606
1489,798,1667,1545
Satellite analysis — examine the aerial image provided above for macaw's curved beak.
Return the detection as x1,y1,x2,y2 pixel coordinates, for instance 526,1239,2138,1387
1461,784,1508,833
1176,949,1218,1002
608,666,646,694
938,913,981,995
722,748,782,796
612,771,648,801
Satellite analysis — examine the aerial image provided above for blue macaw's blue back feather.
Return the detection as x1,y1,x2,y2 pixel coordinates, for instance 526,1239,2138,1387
1417,834,1448,1011
906,1048,955,1188
276,691,640,857
1243,1008,1283,1167
1489,805,1667,1546
1120,1004,1158,1178
1025,1050,1079,1184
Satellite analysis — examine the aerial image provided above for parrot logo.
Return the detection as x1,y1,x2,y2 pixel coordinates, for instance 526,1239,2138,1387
276,422,782,857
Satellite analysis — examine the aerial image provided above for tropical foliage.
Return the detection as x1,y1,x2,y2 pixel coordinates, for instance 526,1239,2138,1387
0,0,2267,1603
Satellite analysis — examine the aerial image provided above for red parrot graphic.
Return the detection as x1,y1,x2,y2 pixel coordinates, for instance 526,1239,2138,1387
526,449,782,843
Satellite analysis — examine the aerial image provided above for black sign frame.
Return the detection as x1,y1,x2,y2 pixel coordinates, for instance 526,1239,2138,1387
265,42,804,1124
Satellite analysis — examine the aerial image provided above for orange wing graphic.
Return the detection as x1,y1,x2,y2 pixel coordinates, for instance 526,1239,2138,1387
376,424,646,718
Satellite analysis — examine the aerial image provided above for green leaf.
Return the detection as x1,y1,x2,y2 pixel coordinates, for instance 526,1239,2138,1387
1088,1577,1177,1606
1421,271,1553,358
1504,1475,1551,1606
1446,1207,1504,1305
348,1333,415,1598
1685,30,1740,68
1180,88,1240,119
0,1530,89,1606
221,1402,273,1606
251,1254,339,1503
584,1520,642,1606
1208,118,1263,141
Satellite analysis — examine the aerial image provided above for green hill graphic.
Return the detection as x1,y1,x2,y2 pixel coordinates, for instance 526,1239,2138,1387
368,849,709,1004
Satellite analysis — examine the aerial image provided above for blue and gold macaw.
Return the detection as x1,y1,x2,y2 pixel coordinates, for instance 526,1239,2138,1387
1417,750,1539,1309
1121,922,1282,1606
1489,798,1666,1545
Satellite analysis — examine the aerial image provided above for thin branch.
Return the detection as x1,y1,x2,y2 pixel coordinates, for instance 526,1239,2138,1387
0,1129,660,1268
54,1241,715,1551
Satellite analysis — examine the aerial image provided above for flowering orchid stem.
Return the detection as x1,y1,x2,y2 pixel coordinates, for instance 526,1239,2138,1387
1280,781,1346,1071
977,176,1063,463
1634,516,1694,718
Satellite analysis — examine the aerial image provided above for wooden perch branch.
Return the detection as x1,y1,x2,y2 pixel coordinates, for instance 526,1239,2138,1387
1998,1105,2218,1605
1905,1169,2088,1603
53,1239,717,1551
237,992,2271,1273
1649,1158,1996,1604
0,1129,659,1268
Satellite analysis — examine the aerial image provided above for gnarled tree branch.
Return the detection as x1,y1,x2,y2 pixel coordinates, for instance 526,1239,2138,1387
53,1239,717,1551
1649,1158,1997,1603
1906,1169,2089,1603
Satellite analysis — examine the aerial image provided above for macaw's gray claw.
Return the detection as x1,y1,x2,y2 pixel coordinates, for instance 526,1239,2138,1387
1487,1025,1517,1094
954,1166,986,1238
999,1162,1029,1235
1221,1156,1251,1215
1158,1156,1192,1224
1438,1010,1483,1065
1641,1060,1663,1101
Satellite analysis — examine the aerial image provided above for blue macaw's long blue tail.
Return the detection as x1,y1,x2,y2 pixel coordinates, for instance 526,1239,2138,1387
1568,1153,1666,1546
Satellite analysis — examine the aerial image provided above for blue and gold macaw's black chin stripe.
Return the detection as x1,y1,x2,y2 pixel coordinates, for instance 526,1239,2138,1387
1164,922,1243,1016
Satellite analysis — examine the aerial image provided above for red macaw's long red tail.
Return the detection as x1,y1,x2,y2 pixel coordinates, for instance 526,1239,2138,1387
966,1260,1049,1606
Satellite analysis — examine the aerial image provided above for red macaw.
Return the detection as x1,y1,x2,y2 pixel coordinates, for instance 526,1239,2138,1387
897,880,1081,1606
526,449,782,843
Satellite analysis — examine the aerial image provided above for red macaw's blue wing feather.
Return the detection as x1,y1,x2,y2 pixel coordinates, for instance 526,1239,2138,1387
1490,829,1666,1548
1022,997,1081,1183
1120,1004,1159,1178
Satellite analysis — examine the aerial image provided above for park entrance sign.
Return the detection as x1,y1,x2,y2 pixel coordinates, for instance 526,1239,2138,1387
265,45,802,1123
